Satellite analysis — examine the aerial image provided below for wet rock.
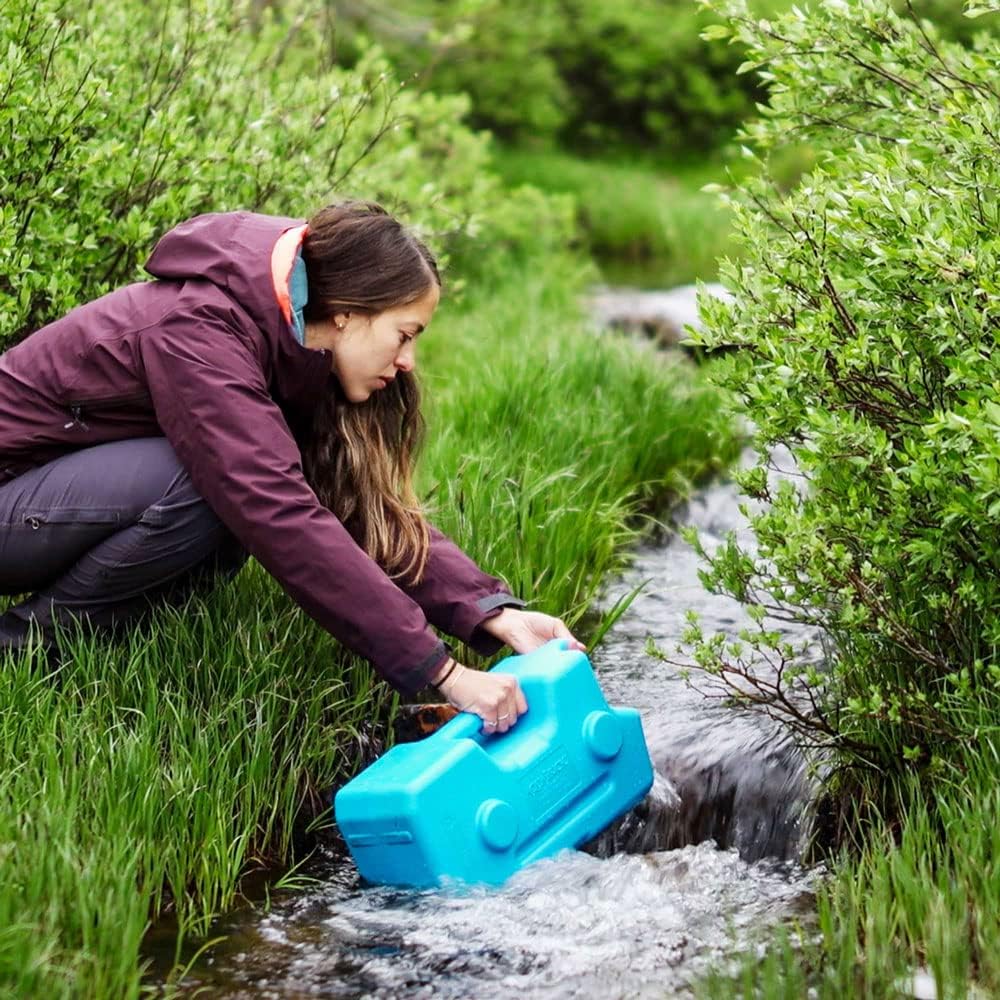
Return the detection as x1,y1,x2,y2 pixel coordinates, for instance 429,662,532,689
644,720,816,863
588,282,735,349
392,703,459,744
587,721,816,864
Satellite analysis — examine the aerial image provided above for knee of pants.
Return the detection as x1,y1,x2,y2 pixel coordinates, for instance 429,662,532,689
138,472,245,569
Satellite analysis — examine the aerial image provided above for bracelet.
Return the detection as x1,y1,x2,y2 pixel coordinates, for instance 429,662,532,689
439,664,466,698
433,659,459,691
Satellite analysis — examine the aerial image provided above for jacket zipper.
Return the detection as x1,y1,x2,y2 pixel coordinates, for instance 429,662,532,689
64,392,150,431
64,405,88,431
68,391,151,407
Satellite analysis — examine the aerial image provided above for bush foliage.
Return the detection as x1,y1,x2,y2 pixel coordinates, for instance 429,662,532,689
0,0,572,347
331,0,1000,156
333,0,794,154
681,0,1000,791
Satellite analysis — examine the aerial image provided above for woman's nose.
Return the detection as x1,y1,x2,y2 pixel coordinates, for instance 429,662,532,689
396,341,416,372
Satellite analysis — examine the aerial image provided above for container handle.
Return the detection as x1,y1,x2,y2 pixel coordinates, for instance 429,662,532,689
442,710,487,744
436,643,571,743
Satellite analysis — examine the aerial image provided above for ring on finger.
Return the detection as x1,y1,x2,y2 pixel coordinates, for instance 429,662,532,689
497,713,510,721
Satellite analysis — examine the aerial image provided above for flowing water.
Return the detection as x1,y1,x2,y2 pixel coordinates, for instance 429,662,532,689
147,449,823,998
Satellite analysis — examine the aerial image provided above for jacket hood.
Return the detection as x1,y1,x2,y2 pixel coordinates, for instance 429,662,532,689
145,211,303,341
144,211,332,420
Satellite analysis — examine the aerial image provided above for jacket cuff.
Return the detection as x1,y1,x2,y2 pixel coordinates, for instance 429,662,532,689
465,594,527,657
394,639,453,696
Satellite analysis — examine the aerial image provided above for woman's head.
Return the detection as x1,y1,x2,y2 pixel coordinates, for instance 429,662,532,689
299,201,439,583
302,202,440,402
303,201,440,316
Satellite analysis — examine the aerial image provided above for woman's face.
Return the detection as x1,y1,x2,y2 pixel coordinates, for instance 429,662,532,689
309,285,440,403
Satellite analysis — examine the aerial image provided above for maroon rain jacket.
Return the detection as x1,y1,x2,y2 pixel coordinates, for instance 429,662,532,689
0,212,522,693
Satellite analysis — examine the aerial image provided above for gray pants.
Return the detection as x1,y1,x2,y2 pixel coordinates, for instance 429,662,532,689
0,437,246,650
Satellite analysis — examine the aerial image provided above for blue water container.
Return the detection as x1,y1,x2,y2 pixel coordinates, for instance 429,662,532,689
333,639,654,887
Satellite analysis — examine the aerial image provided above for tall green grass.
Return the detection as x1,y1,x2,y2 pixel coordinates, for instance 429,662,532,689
491,146,814,288
420,254,738,630
0,254,740,997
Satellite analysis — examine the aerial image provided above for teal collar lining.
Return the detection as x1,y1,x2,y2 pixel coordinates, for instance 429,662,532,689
289,253,308,345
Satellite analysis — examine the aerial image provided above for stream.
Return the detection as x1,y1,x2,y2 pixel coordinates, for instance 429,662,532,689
146,446,824,998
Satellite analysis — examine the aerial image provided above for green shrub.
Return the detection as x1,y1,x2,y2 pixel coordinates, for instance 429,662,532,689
544,0,791,153
333,0,794,155
0,0,570,346
330,0,1000,158
677,0,1000,794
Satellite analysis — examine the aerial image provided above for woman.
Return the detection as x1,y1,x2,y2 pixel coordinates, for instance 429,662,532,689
0,202,582,733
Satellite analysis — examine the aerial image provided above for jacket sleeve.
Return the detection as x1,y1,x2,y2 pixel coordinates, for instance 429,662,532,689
137,308,449,694
399,525,526,657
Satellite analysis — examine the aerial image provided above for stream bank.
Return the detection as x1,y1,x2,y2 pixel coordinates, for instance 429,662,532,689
146,443,823,998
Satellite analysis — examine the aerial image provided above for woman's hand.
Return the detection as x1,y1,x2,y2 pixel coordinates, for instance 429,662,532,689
481,607,586,655
431,658,526,735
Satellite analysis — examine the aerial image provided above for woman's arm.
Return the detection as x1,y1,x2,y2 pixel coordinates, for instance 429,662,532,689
138,311,449,694
396,525,527,654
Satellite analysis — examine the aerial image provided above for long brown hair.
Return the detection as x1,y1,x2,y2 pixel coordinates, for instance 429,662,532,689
300,201,440,584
